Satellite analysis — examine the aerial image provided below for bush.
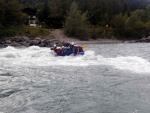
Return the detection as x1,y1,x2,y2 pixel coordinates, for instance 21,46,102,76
17,26,50,37
125,10,146,30
111,14,127,36
0,26,50,38
0,27,16,37
89,26,114,39
89,26,102,39
123,27,137,38
122,10,147,39
144,21,150,37
122,27,145,39
145,21,150,30
64,2,90,40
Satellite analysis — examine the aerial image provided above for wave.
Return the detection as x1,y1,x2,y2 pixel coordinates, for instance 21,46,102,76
0,46,150,73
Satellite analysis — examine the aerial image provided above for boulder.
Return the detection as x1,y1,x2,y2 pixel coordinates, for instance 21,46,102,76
0,36,65,47
34,37,41,41
11,36,24,42
29,39,41,46
20,41,29,47
146,36,150,41
6,40,11,44
39,42,47,47
46,39,61,47
22,36,30,43
0,44,3,47
0,41,5,44
10,42,22,47
139,36,150,42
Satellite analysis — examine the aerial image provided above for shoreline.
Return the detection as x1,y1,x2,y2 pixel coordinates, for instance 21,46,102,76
0,28,149,47
51,29,123,44
51,29,150,45
0,29,149,47
67,39,123,44
0,35,150,48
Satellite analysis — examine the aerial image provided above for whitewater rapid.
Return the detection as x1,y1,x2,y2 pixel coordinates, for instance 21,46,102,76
1,44,150,113
0,46,150,74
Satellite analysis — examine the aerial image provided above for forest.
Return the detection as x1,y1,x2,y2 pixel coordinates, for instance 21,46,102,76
0,0,150,40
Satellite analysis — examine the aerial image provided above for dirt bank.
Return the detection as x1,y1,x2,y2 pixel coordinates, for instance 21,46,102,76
51,29,123,44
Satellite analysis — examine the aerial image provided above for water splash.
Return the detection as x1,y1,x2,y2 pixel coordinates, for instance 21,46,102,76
0,46,150,73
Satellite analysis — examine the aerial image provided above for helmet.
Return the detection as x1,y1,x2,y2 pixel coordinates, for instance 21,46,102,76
71,42,74,45
57,47,61,49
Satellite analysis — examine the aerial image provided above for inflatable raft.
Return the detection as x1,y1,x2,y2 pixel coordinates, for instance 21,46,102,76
51,45,85,56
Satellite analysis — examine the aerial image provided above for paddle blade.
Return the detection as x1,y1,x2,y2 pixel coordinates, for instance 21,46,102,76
82,45,87,49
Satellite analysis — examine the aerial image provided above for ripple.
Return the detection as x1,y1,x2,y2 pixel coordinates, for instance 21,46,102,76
0,89,20,98
0,73,12,76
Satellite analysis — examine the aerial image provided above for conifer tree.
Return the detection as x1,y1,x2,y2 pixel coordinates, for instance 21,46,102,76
0,0,6,26
38,0,51,25
4,0,23,26
0,0,23,26
64,2,89,40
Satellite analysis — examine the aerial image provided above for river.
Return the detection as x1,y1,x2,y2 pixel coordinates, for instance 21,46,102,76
0,43,150,113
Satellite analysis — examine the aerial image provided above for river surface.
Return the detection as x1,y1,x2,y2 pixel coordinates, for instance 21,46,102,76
0,43,150,113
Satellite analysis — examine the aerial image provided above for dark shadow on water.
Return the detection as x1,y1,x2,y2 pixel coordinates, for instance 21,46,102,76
0,73,12,76
0,89,20,98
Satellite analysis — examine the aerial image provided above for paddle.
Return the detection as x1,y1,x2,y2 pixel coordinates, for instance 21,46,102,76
82,45,87,49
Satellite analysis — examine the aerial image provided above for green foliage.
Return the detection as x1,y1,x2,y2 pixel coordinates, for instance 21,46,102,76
64,2,90,40
145,21,150,31
4,0,23,26
89,26,114,39
121,10,147,38
38,0,53,27
111,14,127,36
38,0,51,26
0,27,16,37
0,0,150,39
125,10,146,30
89,26,102,39
0,0,24,26
47,0,68,28
0,0,6,25
146,5,150,14
145,5,150,21
123,27,136,38
0,26,50,38
16,26,50,37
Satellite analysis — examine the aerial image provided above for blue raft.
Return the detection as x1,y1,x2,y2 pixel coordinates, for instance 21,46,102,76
53,46,85,56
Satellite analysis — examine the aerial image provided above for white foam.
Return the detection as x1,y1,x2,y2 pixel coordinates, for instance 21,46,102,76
97,56,150,73
0,46,150,73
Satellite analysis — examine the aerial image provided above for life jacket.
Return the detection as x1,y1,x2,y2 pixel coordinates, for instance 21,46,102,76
53,45,84,56
61,47,72,56
72,46,83,55
54,47,62,55
77,46,83,52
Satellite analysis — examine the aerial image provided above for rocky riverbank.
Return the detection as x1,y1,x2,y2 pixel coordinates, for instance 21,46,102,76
0,36,62,48
0,29,123,48
0,28,150,48
1,35,150,48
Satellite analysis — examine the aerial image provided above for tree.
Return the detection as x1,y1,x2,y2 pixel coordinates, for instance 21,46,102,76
64,2,90,40
48,0,67,28
122,1,131,16
38,0,51,26
0,0,6,26
3,0,23,26
145,4,150,21
0,0,23,26
124,10,146,38
112,14,127,36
